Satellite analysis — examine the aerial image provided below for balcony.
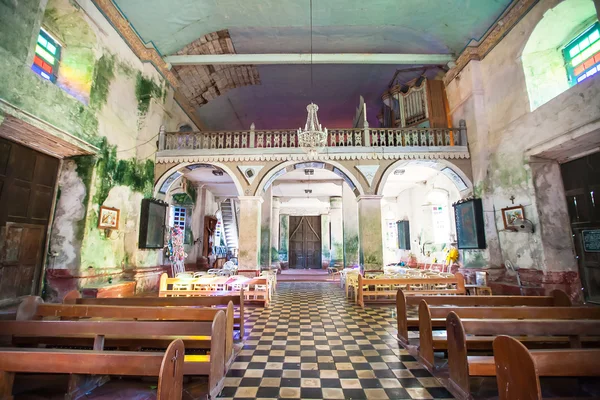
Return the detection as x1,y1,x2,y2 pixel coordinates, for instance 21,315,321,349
156,122,469,163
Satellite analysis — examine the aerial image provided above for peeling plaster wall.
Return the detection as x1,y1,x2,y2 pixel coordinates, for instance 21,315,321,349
0,0,194,299
445,0,599,284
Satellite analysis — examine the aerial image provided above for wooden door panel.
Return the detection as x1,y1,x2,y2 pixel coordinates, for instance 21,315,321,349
0,138,58,302
0,223,44,300
288,216,322,269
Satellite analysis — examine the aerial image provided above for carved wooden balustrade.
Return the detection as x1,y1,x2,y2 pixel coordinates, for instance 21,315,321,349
160,123,466,151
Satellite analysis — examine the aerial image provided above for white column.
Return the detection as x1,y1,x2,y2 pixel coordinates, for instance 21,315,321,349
330,196,344,267
343,185,359,267
357,195,384,271
271,197,281,266
237,196,263,270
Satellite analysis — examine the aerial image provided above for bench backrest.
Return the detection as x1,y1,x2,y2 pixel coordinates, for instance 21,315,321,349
395,288,571,344
62,289,244,338
493,335,600,400
16,296,235,365
446,311,600,397
0,311,226,397
426,305,600,320
0,339,184,400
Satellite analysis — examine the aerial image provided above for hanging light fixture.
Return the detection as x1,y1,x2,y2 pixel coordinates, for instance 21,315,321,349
296,0,328,157
297,103,328,156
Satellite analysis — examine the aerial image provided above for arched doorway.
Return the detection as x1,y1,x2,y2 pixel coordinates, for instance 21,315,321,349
254,161,363,274
376,160,473,267
154,162,244,271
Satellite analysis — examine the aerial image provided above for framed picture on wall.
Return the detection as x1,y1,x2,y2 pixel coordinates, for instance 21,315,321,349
98,206,120,230
453,198,486,249
501,205,525,229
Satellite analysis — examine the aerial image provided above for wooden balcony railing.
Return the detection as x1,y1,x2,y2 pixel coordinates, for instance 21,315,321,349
159,121,467,151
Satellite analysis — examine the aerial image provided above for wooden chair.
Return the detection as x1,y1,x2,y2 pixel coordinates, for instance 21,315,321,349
0,339,185,400
493,335,600,400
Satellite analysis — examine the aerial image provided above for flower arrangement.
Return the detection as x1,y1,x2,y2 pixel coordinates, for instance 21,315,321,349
445,246,459,266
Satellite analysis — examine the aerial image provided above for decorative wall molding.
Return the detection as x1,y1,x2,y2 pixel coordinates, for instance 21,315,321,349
156,149,470,164
355,165,380,187
444,0,539,86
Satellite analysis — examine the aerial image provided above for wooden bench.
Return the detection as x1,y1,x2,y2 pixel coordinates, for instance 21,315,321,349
17,296,235,368
395,288,571,345
445,312,600,399
357,273,466,308
158,273,270,307
64,289,245,338
0,339,184,400
493,335,600,400
418,300,600,371
0,311,227,399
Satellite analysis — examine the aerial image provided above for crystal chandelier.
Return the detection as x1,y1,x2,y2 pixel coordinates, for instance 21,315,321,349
297,103,328,156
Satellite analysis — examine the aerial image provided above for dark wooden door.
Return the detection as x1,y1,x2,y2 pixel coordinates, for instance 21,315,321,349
0,138,59,302
561,153,600,304
289,216,322,269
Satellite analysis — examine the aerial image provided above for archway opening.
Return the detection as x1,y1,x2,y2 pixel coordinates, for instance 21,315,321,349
257,162,362,277
155,163,243,272
378,160,468,269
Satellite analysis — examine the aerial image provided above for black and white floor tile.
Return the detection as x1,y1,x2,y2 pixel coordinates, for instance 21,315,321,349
217,282,453,399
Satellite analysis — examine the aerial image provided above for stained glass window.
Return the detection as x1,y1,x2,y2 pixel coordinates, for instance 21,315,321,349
563,22,600,85
31,28,61,83
172,206,187,229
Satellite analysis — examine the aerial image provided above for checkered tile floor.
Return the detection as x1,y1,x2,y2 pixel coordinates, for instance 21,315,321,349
217,282,453,399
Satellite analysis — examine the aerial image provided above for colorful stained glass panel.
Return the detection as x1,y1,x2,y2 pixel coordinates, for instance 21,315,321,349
564,22,600,86
31,29,61,83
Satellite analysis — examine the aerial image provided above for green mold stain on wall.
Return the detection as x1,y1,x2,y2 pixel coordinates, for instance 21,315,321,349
89,54,115,109
260,225,271,266
344,235,359,265
92,137,155,206
136,72,164,115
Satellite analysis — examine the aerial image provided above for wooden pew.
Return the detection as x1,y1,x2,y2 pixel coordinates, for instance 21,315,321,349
159,274,270,307
0,311,227,399
395,288,571,345
16,296,235,368
64,289,245,338
357,273,465,308
493,335,600,400
445,312,600,399
418,300,600,371
0,339,184,400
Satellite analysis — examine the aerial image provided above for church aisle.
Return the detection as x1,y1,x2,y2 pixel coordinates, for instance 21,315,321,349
217,282,453,399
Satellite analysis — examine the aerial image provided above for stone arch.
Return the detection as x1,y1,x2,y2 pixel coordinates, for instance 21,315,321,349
375,159,473,196
153,161,244,200
522,0,597,111
253,160,365,197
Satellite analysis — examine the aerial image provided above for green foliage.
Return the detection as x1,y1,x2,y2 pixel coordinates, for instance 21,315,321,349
89,54,115,109
135,72,164,115
186,185,197,205
172,193,194,205
92,137,155,206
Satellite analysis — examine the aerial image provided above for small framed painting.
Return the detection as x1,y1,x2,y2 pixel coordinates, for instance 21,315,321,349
98,206,120,230
502,205,525,229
